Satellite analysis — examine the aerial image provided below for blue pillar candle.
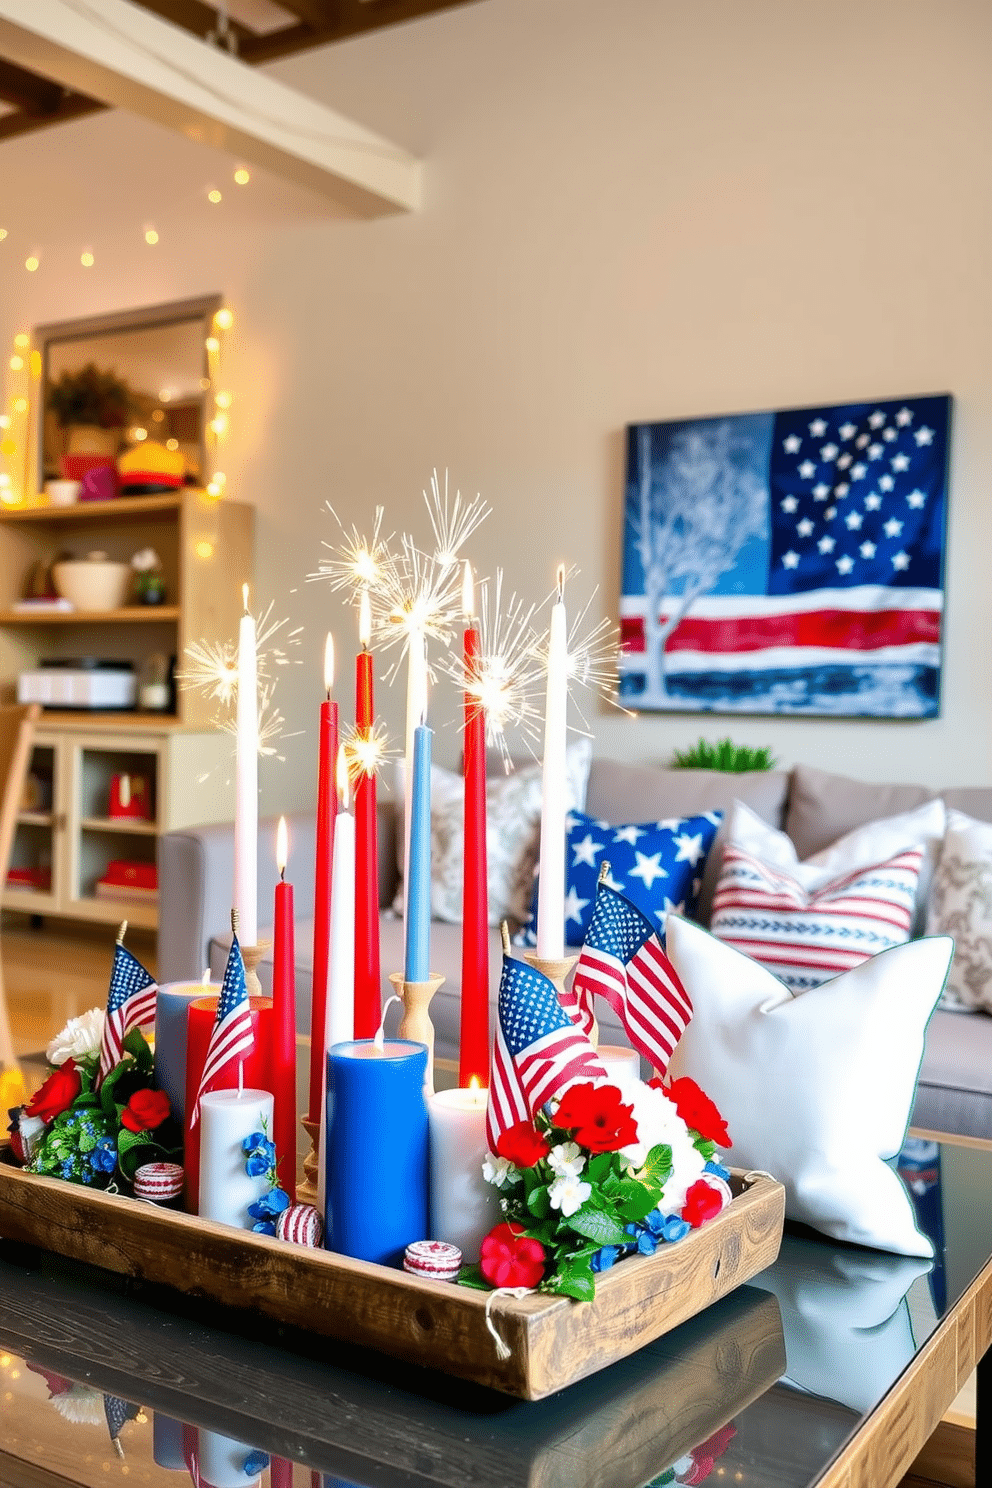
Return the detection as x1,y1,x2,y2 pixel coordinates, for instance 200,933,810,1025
152,1414,187,1471
153,980,211,1125
404,723,433,983
326,1039,428,1264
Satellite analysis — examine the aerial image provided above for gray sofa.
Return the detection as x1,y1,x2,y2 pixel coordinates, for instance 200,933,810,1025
158,758,992,1142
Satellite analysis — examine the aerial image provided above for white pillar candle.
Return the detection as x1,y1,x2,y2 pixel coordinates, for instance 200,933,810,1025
537,570,568,959
429,1085,501,1264
598,1045,640,1084
235,587,258,945
197,1430,261,1488
198,1088,274,1228
319,765,355,1218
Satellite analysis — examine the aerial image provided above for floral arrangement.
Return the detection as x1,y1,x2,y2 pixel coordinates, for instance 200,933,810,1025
468,1075,732,1299
242,1129,291,1234
7,1009,180,1190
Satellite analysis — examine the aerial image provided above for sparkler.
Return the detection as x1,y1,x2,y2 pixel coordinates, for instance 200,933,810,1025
423,469,491,570
532,572,625,732
310,504,398,601
441,569,545,767
343,720,392,783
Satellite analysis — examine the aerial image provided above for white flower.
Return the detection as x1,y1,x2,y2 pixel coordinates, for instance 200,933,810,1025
547,1141,585,1179
482,1153,517,1188
548,1174,592,1218
46,1007,104,1066
131,546,162,572
611,1073,707,1213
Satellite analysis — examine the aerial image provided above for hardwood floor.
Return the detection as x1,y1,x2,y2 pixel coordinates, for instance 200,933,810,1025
0,916,979,1485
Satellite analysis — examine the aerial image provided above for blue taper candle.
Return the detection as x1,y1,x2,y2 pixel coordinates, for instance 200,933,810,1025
325,1039,428,1264
404,722,433,983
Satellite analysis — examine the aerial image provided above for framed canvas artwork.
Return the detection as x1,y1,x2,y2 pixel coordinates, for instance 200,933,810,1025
619,395,951,718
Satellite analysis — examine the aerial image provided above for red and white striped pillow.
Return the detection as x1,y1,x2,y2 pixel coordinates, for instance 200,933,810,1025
710,843,924,991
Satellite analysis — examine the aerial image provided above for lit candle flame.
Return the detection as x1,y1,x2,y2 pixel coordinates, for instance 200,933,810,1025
323,631,335,695
469,1074,481,1092
276,814,288,877
462,559,475,622
336,741,350,810
556,565,565,601
359,590,372,650
242,582,250,614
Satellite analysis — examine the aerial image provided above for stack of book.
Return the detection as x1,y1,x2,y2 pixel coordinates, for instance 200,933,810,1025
95,860,158,905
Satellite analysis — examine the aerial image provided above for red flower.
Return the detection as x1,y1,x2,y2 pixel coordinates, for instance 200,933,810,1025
121,1087,172,1133
682,1178,726,1229
496,1121,550,1169
551,1082,638,1153
660,1077,731,1148
480,1221,546,1288
24,1063,81,1123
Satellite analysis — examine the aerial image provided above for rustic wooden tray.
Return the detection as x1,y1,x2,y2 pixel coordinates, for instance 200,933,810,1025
0,1154,784,1400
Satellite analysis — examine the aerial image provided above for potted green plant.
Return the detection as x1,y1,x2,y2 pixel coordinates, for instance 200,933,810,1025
46,364,136,457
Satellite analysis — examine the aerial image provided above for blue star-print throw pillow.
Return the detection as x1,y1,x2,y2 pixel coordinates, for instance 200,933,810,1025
518,808,723,947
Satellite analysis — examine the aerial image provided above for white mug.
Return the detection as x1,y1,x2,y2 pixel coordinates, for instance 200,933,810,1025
45,479,82,506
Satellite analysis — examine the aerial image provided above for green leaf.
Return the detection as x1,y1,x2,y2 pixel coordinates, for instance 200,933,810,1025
545,1255,596,1302
641,1144,674,1189
566,1203,626,1246
694,1137,717,1162
122,1028,153,1074
457,1264,491,1291
523,1219,559,1247
601,1170,621,1197
527,1185,552,1219
586,1152,612,1184
617,1178,660,1223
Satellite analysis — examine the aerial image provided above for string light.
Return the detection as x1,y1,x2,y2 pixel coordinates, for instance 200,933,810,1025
24,256,38,272
214,308,234,331
13,334,28,349
205,335,220,354
0,230,6,241
208,189,222,204
215,391,232,409
234,167,250,185
8,357,22,372
144,228,159,245
12,398,26,414
80,251,94,267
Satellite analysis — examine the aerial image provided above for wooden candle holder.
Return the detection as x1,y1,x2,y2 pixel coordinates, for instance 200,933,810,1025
390,971,445,1093
298,1117,320,1207
239,941,270,1000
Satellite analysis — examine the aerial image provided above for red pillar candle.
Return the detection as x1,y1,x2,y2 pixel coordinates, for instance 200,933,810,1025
308,633,339,1123
272,816,297,1201
182,995,273,1214
460,563,490,1087
354,592,381,1039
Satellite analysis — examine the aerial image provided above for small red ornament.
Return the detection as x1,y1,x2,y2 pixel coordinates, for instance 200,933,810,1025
682,1178,726,1229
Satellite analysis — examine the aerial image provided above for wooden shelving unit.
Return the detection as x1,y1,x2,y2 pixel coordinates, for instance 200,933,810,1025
0,489,254,927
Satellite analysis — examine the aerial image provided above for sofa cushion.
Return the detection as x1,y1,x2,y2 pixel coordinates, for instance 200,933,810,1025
584,759,791,924
516,806,722,948
913,1005,992,1140
926,809,992,1012
785,765,936,859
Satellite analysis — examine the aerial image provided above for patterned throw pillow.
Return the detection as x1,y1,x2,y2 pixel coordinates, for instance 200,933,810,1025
393,738,592,926
518,807,722,948
709,799,945,991
711,844,924,991
926,809,992,1012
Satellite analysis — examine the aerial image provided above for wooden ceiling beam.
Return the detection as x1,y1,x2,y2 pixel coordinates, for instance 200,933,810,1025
0,92,103,139
0,55,64,113
129,0,252,46
239,0,482,64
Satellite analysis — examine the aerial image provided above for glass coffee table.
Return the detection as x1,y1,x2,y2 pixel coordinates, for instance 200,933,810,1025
0,1135,988,1488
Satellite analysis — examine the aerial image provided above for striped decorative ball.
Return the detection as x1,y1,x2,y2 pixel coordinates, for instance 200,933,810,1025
275,1203,323,1247
133,1162,184,1203
403,1240,462,1283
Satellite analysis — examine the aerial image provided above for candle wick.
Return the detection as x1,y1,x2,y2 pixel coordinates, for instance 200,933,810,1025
280,865,286,883
325,686,332,701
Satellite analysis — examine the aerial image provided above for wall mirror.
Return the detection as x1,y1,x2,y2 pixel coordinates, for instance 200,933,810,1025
34,295,220,498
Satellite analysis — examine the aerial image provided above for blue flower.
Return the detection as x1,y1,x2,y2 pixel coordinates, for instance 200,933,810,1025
636,1230,658,1256
248,1187,290,1222
243,1133,277,1178
243,1452,269,1475
705,1160,731,1182
659,1214,691,1243
251,1221,276,1235
60,1159,75,1179
591,1245,620,1272
643,1208,666,1236
90,1137,117,1174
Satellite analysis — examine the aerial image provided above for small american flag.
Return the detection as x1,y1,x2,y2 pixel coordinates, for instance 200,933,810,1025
572,882,692,1077
190,933,254,1125
486,953,608,1151
98,940,158,1083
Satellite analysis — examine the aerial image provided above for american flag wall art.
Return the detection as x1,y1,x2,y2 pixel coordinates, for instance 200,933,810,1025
620,395,951,718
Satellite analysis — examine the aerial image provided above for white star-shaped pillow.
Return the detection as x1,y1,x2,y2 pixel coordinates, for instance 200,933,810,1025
665,916,952,1257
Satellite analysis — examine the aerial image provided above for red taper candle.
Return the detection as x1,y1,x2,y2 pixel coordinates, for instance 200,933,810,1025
272,816,297,1200
308,633,339,1122
182,995,273,1214
460,562,490,1086
354,591,381,1038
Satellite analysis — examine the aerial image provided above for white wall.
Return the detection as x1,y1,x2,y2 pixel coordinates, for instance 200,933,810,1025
1,0,990,816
